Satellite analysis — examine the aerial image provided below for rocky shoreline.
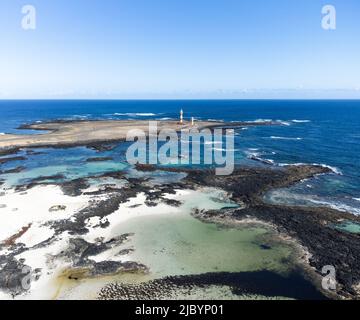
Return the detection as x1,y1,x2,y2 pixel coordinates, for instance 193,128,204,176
0,141,359,299
134,164,360,299
99,270,327,300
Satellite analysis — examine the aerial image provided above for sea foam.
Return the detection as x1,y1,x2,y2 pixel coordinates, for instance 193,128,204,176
113,112,157,116
213,148,239,152
291,120,311,123
278,162,342,175
270,136,303,140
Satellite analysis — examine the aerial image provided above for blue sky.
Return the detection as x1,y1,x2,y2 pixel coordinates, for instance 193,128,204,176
0,0,359,99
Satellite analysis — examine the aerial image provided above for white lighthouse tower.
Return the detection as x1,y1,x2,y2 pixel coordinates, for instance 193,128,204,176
180,109,184,124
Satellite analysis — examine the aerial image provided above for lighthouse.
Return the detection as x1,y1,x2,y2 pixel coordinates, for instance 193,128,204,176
180,109,183,124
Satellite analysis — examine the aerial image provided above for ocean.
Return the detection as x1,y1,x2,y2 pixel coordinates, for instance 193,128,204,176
0,99,360,214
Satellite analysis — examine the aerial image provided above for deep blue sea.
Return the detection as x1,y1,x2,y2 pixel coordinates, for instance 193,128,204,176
0,99,360,214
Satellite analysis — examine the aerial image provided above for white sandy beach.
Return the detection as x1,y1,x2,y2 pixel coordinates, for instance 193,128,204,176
0,180,237,300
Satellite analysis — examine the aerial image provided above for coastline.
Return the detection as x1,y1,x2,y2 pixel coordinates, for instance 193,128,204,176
0,161,355,299
0,119,359,300
0,119,280,152
135,164,360,299
2,0,360,305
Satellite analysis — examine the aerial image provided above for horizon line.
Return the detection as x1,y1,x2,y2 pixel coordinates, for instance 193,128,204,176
1,98,360,101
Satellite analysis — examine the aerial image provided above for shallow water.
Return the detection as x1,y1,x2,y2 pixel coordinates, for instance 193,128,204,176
114,214,294,279
103,191,325,300
1,99,359,212
0,99,356,300
264,178,360,216
110,189,293,280
2,161,128,186
334,221,360,234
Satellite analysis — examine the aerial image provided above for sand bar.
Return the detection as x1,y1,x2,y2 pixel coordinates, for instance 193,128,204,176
0,120,276,151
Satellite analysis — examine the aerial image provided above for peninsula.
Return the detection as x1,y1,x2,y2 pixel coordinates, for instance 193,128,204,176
0,119,278,152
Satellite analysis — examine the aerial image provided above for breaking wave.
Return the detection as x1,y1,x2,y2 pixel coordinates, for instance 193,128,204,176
291,120,311,123
244,119,291,126
245,149,275,165
278,162,342,175
213,148,239,152
244,119,310,126
207,119,224,122
270,136,303,140
266,190,360,215
113,112,158,117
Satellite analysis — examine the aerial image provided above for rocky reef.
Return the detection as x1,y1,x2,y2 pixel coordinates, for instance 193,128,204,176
1,154,359,299
99,270,328,300
134,164,360,299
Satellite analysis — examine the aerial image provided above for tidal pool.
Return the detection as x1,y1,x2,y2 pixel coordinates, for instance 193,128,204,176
2,161,128,186
112,189,295,280
115,214,294,279
334,221,360,234
102,189,326,300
